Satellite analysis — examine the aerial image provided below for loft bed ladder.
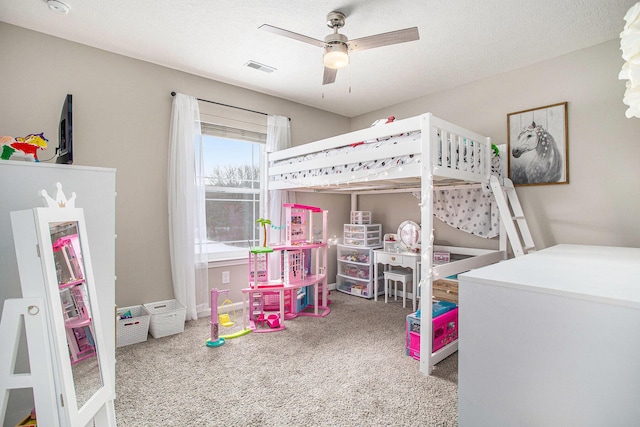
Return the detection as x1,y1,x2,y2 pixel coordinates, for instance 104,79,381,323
490,176,536,257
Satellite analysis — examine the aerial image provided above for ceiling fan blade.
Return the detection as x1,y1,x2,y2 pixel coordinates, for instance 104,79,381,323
259,24,325,48
323,67,337,85
348,27,419,52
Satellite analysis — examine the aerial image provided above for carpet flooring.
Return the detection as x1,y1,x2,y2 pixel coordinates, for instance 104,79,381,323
114,291,458,426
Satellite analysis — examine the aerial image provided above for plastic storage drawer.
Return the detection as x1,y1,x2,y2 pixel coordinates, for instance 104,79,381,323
350,211,371,224
337,245,373,264
336,275,371,297
339,263,371,280
343,224,381,247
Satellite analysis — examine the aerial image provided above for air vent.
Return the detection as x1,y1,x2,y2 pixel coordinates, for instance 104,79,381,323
245,61,276,73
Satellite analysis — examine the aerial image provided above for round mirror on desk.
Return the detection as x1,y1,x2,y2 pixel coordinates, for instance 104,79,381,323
397,220,420,252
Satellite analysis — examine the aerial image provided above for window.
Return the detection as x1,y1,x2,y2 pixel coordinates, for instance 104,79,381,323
200,120,267,261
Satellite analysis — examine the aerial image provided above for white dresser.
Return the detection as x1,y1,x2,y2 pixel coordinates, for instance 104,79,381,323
458,244,640,427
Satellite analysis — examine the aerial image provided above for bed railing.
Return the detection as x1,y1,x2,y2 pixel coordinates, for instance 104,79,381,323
268,113,492,190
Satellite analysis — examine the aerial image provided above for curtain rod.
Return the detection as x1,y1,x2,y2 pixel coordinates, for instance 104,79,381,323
170,91,290,121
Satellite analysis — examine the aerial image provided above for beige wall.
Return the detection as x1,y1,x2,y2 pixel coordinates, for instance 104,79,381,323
352,39,640,250
0,22,350,308
3,21,640,312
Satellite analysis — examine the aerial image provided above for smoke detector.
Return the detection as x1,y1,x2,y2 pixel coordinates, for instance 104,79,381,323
47,0,70,14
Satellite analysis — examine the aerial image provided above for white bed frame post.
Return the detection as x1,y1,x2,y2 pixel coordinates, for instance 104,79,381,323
419,113,435,375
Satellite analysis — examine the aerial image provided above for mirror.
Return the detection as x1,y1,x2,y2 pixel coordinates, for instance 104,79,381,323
29,205,114,426
49,221,103,410
397,220,421,252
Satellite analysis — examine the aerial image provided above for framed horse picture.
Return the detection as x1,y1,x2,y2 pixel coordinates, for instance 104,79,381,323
507,102,569,186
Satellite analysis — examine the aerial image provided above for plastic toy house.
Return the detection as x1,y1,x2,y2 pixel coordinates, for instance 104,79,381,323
283,203,326,246
242,203,330,333
53,234,96,364
274,204,329,316
248,246,271,287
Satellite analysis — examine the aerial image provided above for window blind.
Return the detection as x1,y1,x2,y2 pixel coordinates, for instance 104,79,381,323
200,121,266,144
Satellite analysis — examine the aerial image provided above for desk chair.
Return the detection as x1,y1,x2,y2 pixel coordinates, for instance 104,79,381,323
383,269,413,308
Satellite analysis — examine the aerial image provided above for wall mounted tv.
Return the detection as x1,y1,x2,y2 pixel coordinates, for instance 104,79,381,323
56,94,73,164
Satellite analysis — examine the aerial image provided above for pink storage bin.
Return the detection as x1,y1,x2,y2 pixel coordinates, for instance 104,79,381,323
433,307,458,351
408,308,459,360
409,331,421,359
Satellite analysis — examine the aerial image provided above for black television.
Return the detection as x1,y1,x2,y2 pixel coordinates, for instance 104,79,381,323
56,94,73,164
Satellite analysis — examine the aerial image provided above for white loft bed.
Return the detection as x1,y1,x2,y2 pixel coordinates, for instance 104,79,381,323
267,113,509,375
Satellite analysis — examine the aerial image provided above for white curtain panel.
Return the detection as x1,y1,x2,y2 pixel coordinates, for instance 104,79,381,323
168,93,209,320
266,115,294,280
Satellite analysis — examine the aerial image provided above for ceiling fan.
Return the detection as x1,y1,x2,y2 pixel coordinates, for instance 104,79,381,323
259,11,420,85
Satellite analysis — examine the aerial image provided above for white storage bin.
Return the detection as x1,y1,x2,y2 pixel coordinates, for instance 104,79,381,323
143,299,186,338
116,305,151,347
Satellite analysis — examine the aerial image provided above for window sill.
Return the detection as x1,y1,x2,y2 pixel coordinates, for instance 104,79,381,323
208,257,248,268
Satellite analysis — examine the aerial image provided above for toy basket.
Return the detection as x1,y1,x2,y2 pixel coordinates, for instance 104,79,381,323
143,299,186,338
116,305,151,347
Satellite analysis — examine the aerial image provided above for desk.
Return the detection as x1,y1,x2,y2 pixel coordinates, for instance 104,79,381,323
374,250,421,311
458,244,640,426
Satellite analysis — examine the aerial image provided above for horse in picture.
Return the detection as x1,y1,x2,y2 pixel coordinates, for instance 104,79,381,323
511,121,563,185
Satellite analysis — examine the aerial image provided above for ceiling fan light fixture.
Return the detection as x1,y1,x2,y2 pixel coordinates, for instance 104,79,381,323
323,43,349,69
260,10,419,85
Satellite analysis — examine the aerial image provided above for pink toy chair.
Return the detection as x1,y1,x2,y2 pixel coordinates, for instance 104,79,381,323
266,314,280,328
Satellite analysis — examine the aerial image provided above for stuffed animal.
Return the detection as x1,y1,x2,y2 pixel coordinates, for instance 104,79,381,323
1,133,48,161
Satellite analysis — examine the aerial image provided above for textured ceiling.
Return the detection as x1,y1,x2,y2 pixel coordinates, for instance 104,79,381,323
1,0,636,117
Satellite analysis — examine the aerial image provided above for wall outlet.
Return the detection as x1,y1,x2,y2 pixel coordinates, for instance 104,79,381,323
222,271,230,284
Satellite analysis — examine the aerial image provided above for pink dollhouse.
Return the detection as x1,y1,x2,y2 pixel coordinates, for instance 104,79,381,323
52,234,97,364
242,204,329,333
